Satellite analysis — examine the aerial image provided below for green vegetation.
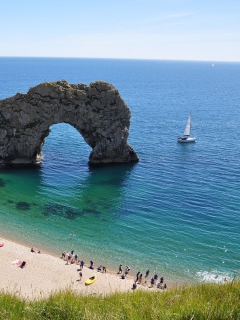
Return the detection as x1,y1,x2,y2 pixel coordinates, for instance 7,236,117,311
0,281,239,319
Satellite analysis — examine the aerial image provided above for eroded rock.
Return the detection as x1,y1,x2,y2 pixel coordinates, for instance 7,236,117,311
0,80,139,166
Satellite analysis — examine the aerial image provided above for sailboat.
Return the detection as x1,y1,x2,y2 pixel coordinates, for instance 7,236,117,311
178,114,196,143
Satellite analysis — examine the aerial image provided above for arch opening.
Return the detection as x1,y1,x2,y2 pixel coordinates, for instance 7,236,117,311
41,123,91,165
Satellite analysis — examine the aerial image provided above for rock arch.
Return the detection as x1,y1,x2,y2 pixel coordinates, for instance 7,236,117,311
0,80,139,166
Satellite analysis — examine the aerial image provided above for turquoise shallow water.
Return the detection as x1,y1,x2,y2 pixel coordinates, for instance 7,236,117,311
0,58,240,284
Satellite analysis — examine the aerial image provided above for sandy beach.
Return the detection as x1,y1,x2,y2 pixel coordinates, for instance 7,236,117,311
0,237,165,300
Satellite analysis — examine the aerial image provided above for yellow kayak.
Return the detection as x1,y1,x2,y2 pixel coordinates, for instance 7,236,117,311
85,275,97,285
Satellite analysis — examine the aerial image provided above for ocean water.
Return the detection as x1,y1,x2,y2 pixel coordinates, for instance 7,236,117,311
0,57,240,284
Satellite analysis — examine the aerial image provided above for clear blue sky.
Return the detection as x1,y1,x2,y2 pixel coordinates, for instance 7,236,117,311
1,0,240,61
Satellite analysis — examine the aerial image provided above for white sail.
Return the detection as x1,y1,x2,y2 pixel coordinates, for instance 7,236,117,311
178,113,196,143
182,114,191,137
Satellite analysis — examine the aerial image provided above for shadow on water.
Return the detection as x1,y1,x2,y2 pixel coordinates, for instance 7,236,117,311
40,162,136,220
0,166,42,211
0,150,136,221
76,163,136,218
0,178,6,187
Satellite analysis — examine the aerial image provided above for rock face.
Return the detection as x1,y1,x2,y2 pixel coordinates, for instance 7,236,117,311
0,80,139,166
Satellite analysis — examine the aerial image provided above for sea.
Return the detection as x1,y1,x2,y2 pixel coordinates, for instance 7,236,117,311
0,57,239,285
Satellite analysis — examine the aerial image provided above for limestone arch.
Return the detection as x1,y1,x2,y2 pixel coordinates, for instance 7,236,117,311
0,80,138,166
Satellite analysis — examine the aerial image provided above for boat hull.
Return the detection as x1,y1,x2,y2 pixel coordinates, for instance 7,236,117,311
85,276,97,285
178,137,196,143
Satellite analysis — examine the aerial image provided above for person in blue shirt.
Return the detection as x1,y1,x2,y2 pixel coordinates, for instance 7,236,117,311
151,277,155,287
80,260,84,270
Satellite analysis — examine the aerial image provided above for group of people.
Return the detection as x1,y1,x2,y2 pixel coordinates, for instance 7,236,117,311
61,250,79,265
118,265,167,290
61,251,167,290
61,250,107,274
31,247,41,254
96,264,107,273
118,265,131,279
150,274,167,289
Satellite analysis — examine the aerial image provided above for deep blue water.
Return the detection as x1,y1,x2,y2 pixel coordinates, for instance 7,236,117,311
0,57,240,284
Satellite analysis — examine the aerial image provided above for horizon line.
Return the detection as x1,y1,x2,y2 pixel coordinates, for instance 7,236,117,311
0,56,239,63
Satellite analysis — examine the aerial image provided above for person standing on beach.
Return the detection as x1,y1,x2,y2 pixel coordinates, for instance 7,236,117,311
61,251,66,260
79,272,82,281
145,269,150,279
151,277,155,287
136,271,140,282
118,264,123,274
132,281,137,290
125,266,131,274
80,260,84,270
145,269,150,283
139,273,143,284
74,254,78,264
67,254,72,265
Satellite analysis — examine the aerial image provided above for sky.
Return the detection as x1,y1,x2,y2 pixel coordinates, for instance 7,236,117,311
1,0,240,62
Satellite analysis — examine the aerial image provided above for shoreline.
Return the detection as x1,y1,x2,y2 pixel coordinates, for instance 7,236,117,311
0,236,173,300
0,230,183,285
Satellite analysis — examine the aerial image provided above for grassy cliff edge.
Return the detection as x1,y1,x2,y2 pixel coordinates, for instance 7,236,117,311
1,281,240,319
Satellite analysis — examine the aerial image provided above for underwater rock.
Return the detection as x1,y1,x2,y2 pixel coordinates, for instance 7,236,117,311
16,202,30,210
